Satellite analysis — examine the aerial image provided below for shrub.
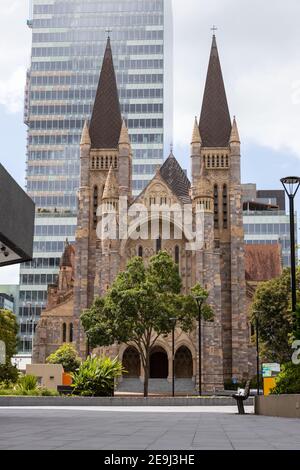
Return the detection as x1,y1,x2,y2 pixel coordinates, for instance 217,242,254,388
271,363,300,395
0,363,19,386
15,375,39,395
46,344,81,373
39,388,59,397
71,356,124,397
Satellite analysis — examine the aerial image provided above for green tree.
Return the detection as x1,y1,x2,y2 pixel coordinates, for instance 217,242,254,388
46,343,81,373
0,309,18,385
0,309,18,360
271,363,300,395
250,268,300,364
81,251,213,397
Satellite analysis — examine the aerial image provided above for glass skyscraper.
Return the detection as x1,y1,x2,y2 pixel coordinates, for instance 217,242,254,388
19,0,173,354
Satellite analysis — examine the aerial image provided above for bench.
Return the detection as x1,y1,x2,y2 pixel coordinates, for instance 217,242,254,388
232,380,250,415
57,385,73,396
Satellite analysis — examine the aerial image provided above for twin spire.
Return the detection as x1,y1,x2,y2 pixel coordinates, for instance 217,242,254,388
89,37,122,149
199,35,232,148
80,36,131,150
192,35,240,148
82,33,240,166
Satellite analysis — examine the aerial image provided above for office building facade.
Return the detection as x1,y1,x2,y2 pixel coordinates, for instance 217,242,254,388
0,293,14,313
242,184,297,267
19,0,173,354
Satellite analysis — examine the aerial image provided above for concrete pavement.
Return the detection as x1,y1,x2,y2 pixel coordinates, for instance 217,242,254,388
0,406,300,450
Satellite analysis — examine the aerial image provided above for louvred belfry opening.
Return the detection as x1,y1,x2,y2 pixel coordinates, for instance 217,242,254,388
89,37,122,149
199,35,232,148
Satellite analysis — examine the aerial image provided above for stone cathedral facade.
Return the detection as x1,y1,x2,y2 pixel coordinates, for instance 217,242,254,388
33,36,251,392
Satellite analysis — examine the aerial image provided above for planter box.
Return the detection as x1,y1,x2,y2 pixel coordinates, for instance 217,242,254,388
255,395,300,418
0,395,254,407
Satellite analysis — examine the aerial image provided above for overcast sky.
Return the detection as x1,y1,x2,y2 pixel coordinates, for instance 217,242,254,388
0,0,299,283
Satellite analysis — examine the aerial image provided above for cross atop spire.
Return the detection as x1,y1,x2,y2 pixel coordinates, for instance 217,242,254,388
105,28,112,38
89,37,122,149
199,34,231,148
211,25,218,35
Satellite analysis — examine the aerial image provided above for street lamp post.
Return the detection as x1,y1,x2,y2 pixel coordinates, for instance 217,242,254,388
281,177,300,331
194,295,205,396
256,318,260,396
170,318,177,397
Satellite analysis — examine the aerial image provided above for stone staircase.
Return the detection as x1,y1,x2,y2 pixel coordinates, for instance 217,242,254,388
117,378,196,394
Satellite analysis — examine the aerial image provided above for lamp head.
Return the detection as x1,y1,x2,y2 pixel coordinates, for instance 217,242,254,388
280,177,300,198
193,294,206,307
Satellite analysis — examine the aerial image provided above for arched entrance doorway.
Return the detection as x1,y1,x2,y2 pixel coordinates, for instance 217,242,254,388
175,346,193,378
150,347,168,378
122,347,141,378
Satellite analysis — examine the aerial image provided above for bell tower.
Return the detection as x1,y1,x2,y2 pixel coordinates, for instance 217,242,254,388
74,36,132,356
192,34,248,382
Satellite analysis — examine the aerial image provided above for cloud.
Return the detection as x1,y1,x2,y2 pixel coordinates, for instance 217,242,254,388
0,265,19,285
0,0,30,114
173,0,300,159
0,67,27,113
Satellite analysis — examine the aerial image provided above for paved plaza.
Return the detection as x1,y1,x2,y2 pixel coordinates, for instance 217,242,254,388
0,406,300,450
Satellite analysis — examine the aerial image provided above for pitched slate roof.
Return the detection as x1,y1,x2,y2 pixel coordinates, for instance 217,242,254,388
89,37,122,149
159,153,191,203
199,36,232,148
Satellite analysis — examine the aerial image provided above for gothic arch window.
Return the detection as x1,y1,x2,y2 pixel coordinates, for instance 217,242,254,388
223,184,228,229
93,185,98,229
214,185,219,229
138,246,143,258
62,323,67,343
175,245,180,265
69,323,73,343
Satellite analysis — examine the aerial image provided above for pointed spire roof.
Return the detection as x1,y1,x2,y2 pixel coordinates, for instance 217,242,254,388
119,118,131,146
199,35,232,147
80,120,91,146
102,165,119,200
60,239,74,268
191,117,202,144
229,116,240,144
159,153,191,204
89,37,122,149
